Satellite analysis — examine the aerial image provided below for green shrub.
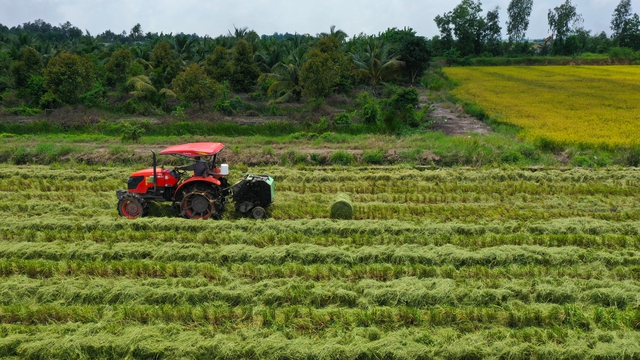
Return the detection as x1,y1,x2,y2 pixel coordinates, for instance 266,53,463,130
381,86,421,130
571,155,593,167
333,112,352,127
280,150,308,165
309,152,327,165
363,149,384,164
262,146,275,156
620,146,640,167
229,96,254,113
262,105,283,116
4,106,41,116
171,105,188,120
248,92,265,101
515,144,540,161
310,117,330,133
107,145,130,156
287,132,319,141
79,83,107,108
121,98,153,115
39,91,63,109
118,121,145,142
330,150,354,165
214,100,233,115
501,150,524,164
421,70,449,91
608,47,637,61
534,137,563,153
356,92,380,125
214,96,254,115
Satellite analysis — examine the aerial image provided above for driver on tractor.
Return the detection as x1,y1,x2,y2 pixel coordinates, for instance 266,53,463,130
176,156,210,177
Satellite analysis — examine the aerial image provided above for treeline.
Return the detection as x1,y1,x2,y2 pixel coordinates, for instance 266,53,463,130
0,19,433,124
0,0,638,119
432,0,640,60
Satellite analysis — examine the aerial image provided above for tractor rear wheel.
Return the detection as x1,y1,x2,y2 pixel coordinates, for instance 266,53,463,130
179,184,220,219
118,193,148,219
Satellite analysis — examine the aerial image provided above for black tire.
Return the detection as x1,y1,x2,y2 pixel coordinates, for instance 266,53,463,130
118,193,148,219
179,183,221,220
251,206,266,219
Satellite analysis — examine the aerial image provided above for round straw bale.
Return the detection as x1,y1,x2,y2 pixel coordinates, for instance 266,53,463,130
330,192,353,219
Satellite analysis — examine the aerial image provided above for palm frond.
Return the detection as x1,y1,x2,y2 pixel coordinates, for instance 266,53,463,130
126,75,157,97
269,91,295,105
159,88,177,99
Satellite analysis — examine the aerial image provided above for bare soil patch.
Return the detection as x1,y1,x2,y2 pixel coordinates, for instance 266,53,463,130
418,90,491,136
429,102,492,135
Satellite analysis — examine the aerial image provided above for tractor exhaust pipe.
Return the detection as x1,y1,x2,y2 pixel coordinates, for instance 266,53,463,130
152,150,157,193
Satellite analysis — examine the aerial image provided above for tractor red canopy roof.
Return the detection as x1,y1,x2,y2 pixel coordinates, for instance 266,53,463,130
159,142,225,157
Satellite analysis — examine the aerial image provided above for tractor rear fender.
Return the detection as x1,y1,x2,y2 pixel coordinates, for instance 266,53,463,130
175,177,221,198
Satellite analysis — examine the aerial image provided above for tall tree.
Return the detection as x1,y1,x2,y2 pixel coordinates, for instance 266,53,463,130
105,49,132,88
350,38,403,85
150,41,179,88
300,49,335,99
59,21,82,40
434,0,486,56
204,46,232,82
484,6,503,55
172,64,221,108
230,39,260,93
44,53,94,105
10,46,42,88
316,37,352,93
611,0,632,39
381,28,431,83
130,23,143,41
548,0,582,41
506,0,534,43
319,25,348,43
258,62,302,104
611,0,640,49
253,35,288,72
126,74,176,111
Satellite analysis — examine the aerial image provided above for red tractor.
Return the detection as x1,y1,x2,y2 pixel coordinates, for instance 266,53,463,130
116,142,274,220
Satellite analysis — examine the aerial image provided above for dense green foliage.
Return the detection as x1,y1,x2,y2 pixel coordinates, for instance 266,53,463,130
43,52,94,105
172,64,221,108
1,2,638,120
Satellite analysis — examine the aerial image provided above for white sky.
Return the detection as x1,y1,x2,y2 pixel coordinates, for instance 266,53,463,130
0,0,624,40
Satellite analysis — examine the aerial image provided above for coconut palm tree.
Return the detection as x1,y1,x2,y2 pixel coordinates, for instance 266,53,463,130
253,35,288,73
258,62,302,104
126,75,176,108
350,37,403,85
171,34,196,62
319,25,348,43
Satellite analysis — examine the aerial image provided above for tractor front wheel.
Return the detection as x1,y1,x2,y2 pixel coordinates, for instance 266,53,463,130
118,193,148,219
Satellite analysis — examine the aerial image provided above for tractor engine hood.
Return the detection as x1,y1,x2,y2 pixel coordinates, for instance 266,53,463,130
128,168,180,193
130,168,180,181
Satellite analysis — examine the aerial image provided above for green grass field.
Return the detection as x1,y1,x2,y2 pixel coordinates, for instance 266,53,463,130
1,164,640,359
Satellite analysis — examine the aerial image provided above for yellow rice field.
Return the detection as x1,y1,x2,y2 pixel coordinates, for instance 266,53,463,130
444,66,640,147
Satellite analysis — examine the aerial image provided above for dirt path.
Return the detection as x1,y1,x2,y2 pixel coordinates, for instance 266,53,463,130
419,91,491,136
